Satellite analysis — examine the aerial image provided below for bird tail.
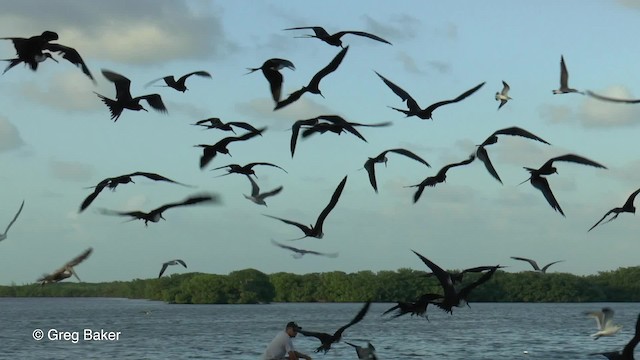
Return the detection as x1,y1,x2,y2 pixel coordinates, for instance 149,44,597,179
94,92,123,122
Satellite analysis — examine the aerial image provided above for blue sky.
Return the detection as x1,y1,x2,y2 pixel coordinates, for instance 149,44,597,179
1,0,640,285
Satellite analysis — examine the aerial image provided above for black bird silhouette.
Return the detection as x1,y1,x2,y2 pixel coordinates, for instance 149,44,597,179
195,128,266,169
521,154,607,216
375,71,485,120
590,313,640,360
247,58,295,103
144,71,211,92
510,256,564,273
95,69,167,121
298,300,371,354
284,26,391,48
344,341,378,360
211,162,287,178
0,200,25,242
244,176,283,207
270,239,338,258
476,126,550,184
192,117,262,134
79,172,193,212
406,154,476,203
382,293,443,320
98,194,220,226
553,55,582,94
2,30,95,82
364,148,430,193
274,46,348,110
38,247,93,286
412,250,498,314
424,265,507,284
264,175,347,240
586,90,640,104
301,119,390,140
158,259,187,278
589,188,640,232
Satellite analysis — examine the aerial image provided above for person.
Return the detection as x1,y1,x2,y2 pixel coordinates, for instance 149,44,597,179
262,321,312,360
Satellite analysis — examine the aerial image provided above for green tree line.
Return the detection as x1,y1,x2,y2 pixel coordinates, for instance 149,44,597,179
1,267,639,304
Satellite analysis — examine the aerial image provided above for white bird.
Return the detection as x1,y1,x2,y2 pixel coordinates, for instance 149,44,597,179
586,307,623,340
243,175,283,207
0,200,24,242
495,80,512,110
158,259,187,278
345,341,378,360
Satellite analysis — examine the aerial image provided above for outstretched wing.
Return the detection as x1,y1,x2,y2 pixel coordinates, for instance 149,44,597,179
65,247,93,268
137,94,168,114
307,46,349,90
547,154,607,170
375,71,420,112
540,260,564,273
101,69,133,101
333,300,371,339
274,87,306,110
129,172,193,187
334,31,392,45
79,180,111,212
588,209,617,232
154,194,220,214
44,43,95,83
510,256,540,271
158,263,170,278
424,82,485,114
476,146,502,184
3,200,25,234
492,126,550,145
178,70,212,84
386,148,431,167
530,175,565,216
586,90,640,104
263,214,312,235
313,175,348,232
364,158,379,193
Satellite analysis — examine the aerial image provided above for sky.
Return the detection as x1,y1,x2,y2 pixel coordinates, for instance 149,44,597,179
1,0,640,285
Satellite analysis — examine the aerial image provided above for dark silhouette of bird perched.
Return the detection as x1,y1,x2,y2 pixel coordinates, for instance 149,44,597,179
38,247,93,286
284,26,391,48
144,71,211,92
247,58,295,103
95,69,168,121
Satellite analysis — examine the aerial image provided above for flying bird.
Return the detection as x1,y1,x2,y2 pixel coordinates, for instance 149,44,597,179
424,265,507,285
211,162,287,178
0,200,25,242
301,119,391,140
195,128,266,169
382,293,443,320
510,256,564,273
284,26,391,48
79,172,193,212
298,300,371,353
375,71,485,120
552,55,582,94
274,46,348,110
406,154,476,203
98,194,220,226
586,90,640,104
95,69,167,121
144,71,212,92
589,188,640,232
264,175,347,240
585,307,623,340
192,118,262,134
344,341,378,360
364,148,430,193
158,259,187,278
521,154,607,216
590,313,640,360
244,176,283,207
270,239,338,258
495,81,512,110
38,247,93,286
475,126,550,184
247,58,295,103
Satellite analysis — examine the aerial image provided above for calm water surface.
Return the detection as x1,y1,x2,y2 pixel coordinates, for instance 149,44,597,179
1,298,638,359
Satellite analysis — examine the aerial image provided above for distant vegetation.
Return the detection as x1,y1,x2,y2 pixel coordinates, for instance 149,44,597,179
2,267,640,304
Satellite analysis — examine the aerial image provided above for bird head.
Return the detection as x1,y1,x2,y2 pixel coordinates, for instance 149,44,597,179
41,31,59,42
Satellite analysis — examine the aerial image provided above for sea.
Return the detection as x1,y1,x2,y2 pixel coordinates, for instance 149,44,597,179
1,298,638,359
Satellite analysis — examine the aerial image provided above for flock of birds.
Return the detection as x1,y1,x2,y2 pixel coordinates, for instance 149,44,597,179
1,26,640,359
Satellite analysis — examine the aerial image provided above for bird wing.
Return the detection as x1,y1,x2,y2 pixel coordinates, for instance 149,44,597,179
586,90,640,104
307,46,349,89
476,146,502,184
439,154,476,176
66,247,93,268
492,126,551,145
246,175,261,197
530,174,565,216
290,118,318,156
227,122,261,134
559,55,569,88
333,300,371,339
158,263,169,278
588,209,618,232
264,214,313,235
313,175,348,232
363,158,378,193
263,68,284,102
621,313,640,358
510,257,541,271
456,267,498,299
270,238,300,252
497,99,508,110
178,70,212,84
79,180,110,212
586,310,606,330
547,154,607,170
130,172,192,187
424,82,486,114
136,94,168,114
143,76,167,88
284,26,330,38
261,186,284,199
3,200,25,234
411,250,455,299
44,42,95,83
540,260,564,273
386,148,431,167
623,188,640,209
153,194,219,214
246,162,288,173
374,71,420,112
334,31,392,45
501,81,510,95
101,69,133,101
297,330,333,344
274,87,306,110
176,259,187,268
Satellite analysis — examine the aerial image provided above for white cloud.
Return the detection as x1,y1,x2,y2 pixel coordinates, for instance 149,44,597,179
48,159,94,182
580,86,640,128
19,71,102,112
0,116,25,152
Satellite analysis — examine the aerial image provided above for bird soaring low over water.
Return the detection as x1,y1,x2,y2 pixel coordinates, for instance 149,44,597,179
95,69,168,121
79,172,193,212
495,81,512,110
98,193,220,226
553,55,582,94
585,307,623,340
590,313,640,360
382,293,443,320
264,175,347,240
364,148,430,193
344,341,378,360
244,176,283,207
521,154,607,216
196,128,266,169
589,188,640,232
158,259,187,278
0,200,25,242
424,265,507,285
211,162,287,178
247,58,295,103
375,71,485,120
510,256,564,273
284,26,391,48
38,247,93,286
144,71,211,92
192,117,262,134
270,239,337,258
299,300,371,353
274,46,348,110
406,154,476,203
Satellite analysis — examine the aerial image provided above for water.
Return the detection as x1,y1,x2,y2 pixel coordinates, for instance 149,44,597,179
1,298,638,359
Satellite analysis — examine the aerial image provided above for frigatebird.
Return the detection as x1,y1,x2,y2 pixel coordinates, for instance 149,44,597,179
95,69,167,121
0,200,24,242
510,257,564,273
344,341,378,360
424,265,507,284
375,71,485,120
475,126,550,184
264,175,347,240
192,118,262,134
495,81,512,110
590,313,640,359
521,154,607,216
364,148,430,193
38,247,93,286
195,128,266,169
298,300,371,353
79,172,193,212
211,162,287,178
247,58,295,103
144,70,211,92
406,154,476,203
284,26,391,48
158,259,187,278
270,239,337,258
585,307,623,340
244,176,283,207
98,193,220,226
589,188,640,232
382,293,443,320
553,55,582,94
586,90,640,104
275,47,348,110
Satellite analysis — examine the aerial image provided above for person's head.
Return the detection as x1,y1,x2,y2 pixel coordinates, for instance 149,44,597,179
285,321,302,337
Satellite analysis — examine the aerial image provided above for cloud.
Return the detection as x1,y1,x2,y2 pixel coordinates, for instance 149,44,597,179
539,104,574,125
395,52,422,74
426,60,451,74
18,71,102,112
0,116,25,152
617,0,640,9
49,159,94,182
362,14,420,42
579,86,640,128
